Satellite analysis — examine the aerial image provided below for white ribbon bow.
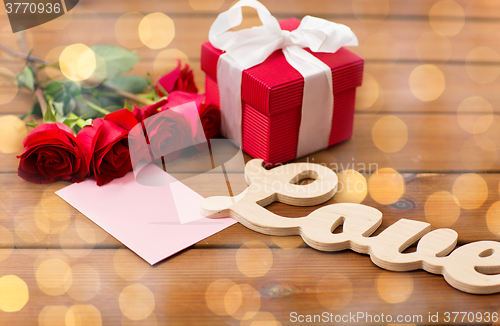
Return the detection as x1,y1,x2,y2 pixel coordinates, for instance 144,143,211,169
209,0,358,158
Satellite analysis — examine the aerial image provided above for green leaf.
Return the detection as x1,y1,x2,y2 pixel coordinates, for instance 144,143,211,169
57,116,79,129
96,95,124,111
80,118,93,129
32,102,42,117
156,83,169,97
25,122,39,128
17,66,35,92
44,81,63,96
90,45,141,80
104,75,148,94
83,99,111,116
44,101,57,123
124,100,133,112
63,81,81,97
53,102,65,117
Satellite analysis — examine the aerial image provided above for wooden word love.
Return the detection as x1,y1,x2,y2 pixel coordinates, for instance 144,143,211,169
201,159,500,294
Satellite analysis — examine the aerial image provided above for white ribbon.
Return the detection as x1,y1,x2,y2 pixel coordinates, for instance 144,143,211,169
209,0,358,158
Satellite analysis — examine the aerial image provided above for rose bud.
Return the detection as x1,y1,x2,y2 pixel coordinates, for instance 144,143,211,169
155,60,198,96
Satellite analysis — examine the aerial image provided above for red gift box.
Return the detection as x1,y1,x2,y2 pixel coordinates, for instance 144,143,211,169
202,17,364,165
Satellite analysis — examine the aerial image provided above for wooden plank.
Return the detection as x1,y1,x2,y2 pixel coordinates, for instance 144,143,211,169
43,0,500,19
3,61,500,115
2,113,500,171
3,16,500,64
0,247,497,325
1,171,499,250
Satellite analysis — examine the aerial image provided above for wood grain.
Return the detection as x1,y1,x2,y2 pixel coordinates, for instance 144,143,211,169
1,0,500,322
3,61,500,115
6,112,498,172
1,171,499,250
3,16,500,64
0,247,497,325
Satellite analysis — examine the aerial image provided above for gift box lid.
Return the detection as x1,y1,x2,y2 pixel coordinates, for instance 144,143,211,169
201,17,364,116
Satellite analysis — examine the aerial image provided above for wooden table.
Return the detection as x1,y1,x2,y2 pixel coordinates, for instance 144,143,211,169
1,0,500,324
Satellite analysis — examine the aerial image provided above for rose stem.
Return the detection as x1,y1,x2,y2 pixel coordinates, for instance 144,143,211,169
0,41,47,64
17,32,48,116
0,40,154,107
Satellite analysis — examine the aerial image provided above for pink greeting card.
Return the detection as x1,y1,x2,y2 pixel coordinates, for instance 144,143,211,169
56,165,236,265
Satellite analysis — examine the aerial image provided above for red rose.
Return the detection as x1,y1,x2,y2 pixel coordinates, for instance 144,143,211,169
143,107,193,162
78,109,139,186
155,60,198,96
17,122,89,184
199,103,221,140
162,91,204,111
132,99,168,122
162,91,221,140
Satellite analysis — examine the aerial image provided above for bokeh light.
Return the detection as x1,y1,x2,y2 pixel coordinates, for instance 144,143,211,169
15,206,48,245
74,218,98,245
153,49,189,79
224,284,260,320
59,44,97,81
121,312,158,326
409,64,445,101
115,12,144,49
316,274,353,310
240,312,282,326
0,68,18,104
271,236,304,249
77,218,108,244
66,305,102,326
206,279,238,316
466,47,500,84
139,13,175,50
82,53,107,88
424,191,460,228
352,0,390,21
355,73,382,111
67,264,101,301
189,0,225,10
429,0,465,36
0,115,28,154
377,271,413,303
236,241,273,278
460,137,497,171
0,275,29,312
39,305,69,326
35,195,72,235
415,32,451,62
457,96,493,134
486,201,500,236
44,46,66,81
452,173,488,210
119,284,155,321
372,116,408,153
474,134,497,152
466,0,500,32
368,168,406,205
59,224,94,258
35,258,73,296
114,248,149,281
334,170,368,203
